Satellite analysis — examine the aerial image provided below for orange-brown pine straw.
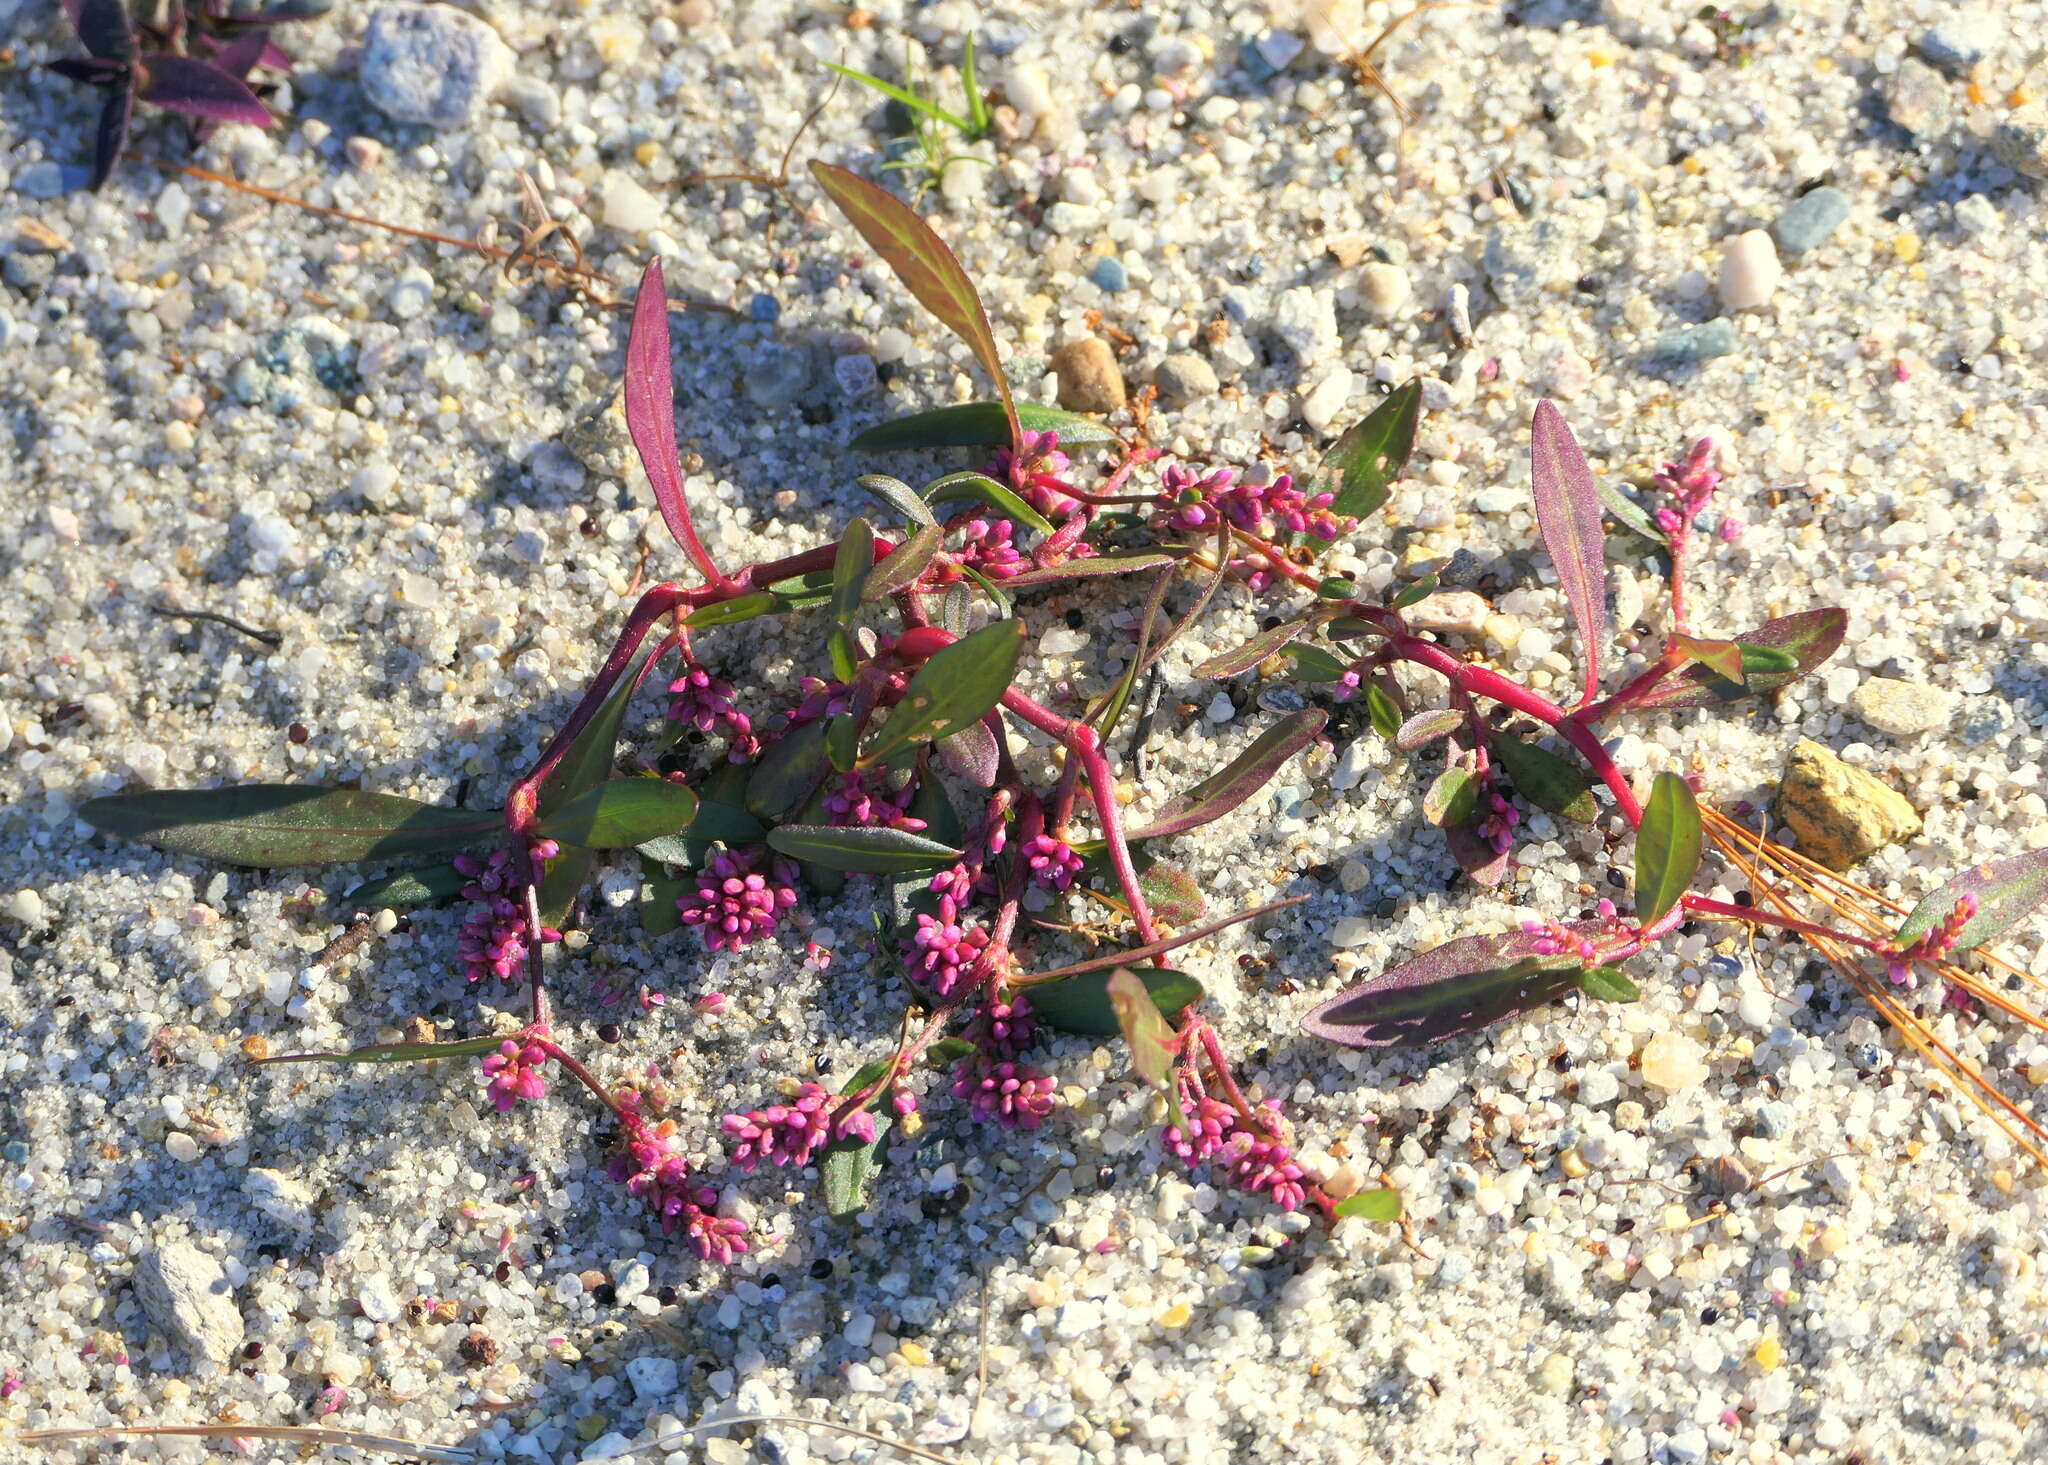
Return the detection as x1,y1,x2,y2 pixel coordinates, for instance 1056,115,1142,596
1694,806,2048,1167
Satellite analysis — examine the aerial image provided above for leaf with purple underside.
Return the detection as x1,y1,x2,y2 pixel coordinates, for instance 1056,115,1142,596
91,82,135,192
1193,619,1310,679
80,786,500,867
1614,609,1846,712
1529,400,1608,703
253,1035,506,1067
1668,633,1748,687
1396,708,1463,752
623,260,719,572
995,551,1182,588
936,717,1000,787
1128,709,1326,840
1894,850,2048,953
811,162,1021,450
136,55,274,126
67,0,135,62
1443,817,1512,887
1301,925,1605,1048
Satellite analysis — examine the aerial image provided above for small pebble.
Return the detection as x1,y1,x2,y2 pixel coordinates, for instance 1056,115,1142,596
360,2,513,130
1050,337,1126,414
1885,58,1953,139
1849,677,1955,737
1991,103,2048,181
1717,229,1780,311
1090,256,1129,293
1359,263,1411,318
1651,318,1737,367
1153,353,1219,406
1639,1031,1709,1092
1917,13,1997,75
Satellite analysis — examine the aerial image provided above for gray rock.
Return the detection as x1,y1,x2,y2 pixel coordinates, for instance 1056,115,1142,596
502,74,562,131
1483,219,1579,307
135,1241,244,1372
1917,13,1997,75
1650,319,1737,367
3,253,56,291
625,1354,680,1403
361,3,513,129
1153,352,1219,406
743,343,812,409
1886,58,1953,139
1849,677,1955,737
13,162,84,199
1958,699,2011,746
1754,1100,1797,1139
1772,187,1851,254
245,1166,319,1234
230,317,358,412
1991,103,2048,180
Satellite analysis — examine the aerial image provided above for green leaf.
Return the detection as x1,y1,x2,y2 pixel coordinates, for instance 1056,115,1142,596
821,1109,892,1220
922,470,1055,536
1669,633,1748,687
1194,619,1309,679
746,719,833,821
1735,642,1798,674
682,592,784,629
826,712,860,773
1310,379,1421,534
928,1037,978,1067
1575,965,1641,1002
1365,683,1402,740
79,786,500,869
1395,708,1463,753
1029,968,1204,1036
342,864,470,909
1490,735,1598,822
831,517,876,630
1600,481,1667,545
996,550,1179,588
909,776,966,848
1326,616,1388,641
1334,1189,1402,1223
1137,860,1207,926
1893,849,2048,953
536,779,699,849
765,823,963,874
1106,968,1183,1091
821,60,973,133
1388,574,1438,611
855,473,939,527
1423,767,1478,828
764,567,836,607
863,619,1025,763
936,719,1000,787
959,563,1014,617
639,860,688,936
1615,609,1847,713
1636,772,1701,924
849,401,1118,451
533,648,662,926
635,799,767,865
1128,709,1326,841
862,524,944,603
812,162,1021,447
254,1034,506,1067
1281,642,1353,682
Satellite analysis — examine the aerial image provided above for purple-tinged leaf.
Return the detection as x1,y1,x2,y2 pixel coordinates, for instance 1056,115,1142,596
136,56,274,127
996,551,1183,588
1615,609,1846,712
745,718,832,821
1668,633,1748,687
253,1034,505,1067
80,786,500,868
861,523,943,604
1128,709,1326,841
1443,817,1511,887
1529,400,1608,705
1308,379,1422,537
1490,734,1597,822
811,162,1021,450
1030,968,1204,1036
1894,849,2048,953
1137,860,1207,925
49,56,125,84
91,81,135,192
1635,772,1701,924
205,31,275,85
1107,968,1181,1092
1423,767,1477,828
1396,708,1463,753
67,0,135,62
623,260,722,574
1194,619,1310,679
765,823,962,875
1302,926,1602,1048
936,717,1001,788
850,401,1116,452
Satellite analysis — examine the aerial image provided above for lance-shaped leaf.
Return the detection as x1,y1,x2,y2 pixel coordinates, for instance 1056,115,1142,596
821,1086,893,1220
536,779,699,849
937,718,1001,788
1600,481,1667,545
253,1034,506,1067
80,787,500,868
1302,926,1601,1048
1894,849,2048,953
850,401,1117,451
635,799,767,865
909,776,965,849
1613,609,1846,712
830,517,875,627
811,162,1020,448
1029,968,1204,1036
1388,574,1438,611
861,524,943,603
1529,400,1608,704
624,260,719,570
746,718,832,820
766,824,962,874
1490,734,1598,822
855,473,939,528
1364,683,1402,740
682,591,783,629
1444,817,1512,887
137,55,273,126
343,864,470,909
1335,1189,1402,1222
1396,708,1464,752
996,551,1179,588
1107,968,1182,1097
1423,767,1478,828
1309,379,1421,535
1282,642,1352,682
1575,965,1641,1002
922,471,1054,535
536,646,660,925
863,619,1025,763
1668,633,1748,687
1194,619,1310,679
68,0,136,61
1128,709,1326,841
1635,772,1701,924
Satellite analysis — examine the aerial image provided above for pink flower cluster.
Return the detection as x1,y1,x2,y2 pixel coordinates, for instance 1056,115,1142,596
1021,832,1084,891
668,662,758,761
1152,464,1348,543
909,895,991,995
1477,785,1521,856
822,769,927,832
990,430,1083,520
480,1031,550,1114
1521,900,1622,960
930,516,1029,583
455,843,563,984
722,1082,877,1171
951,1057,1057,1130
983,995,1039,1059
1887,893,1979,987
610,1090,749,1263
1165,1079,1310,1211
1653,437,1742,543
677,848,799,952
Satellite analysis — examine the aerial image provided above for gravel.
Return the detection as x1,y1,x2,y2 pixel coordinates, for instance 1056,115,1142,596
5,1,2048,1462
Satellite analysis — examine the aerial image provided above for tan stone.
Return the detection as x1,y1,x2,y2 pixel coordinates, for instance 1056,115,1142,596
1639,1031,1709,1092
1051,336,1126,414
1775,738,1921,871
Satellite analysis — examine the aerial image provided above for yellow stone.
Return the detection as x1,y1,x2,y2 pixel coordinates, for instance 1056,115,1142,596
1894,233,1922,264
1993,1169,2015,1194
1754,1335,1784,1371
899,1341,931,1366
634,141,659,166
1159,1303,1191,1329
1811,1222,1848,1258
1560,1147,1590,1179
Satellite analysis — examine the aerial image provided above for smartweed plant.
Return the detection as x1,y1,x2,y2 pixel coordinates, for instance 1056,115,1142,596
84,164,2048,1266
825,37,993,199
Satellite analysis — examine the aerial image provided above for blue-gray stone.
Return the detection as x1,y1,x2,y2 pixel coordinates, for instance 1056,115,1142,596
1754,1101,1796,1139
1090,256,1128,293
2,1140,28,1164
1917,16,1996,76
744,342,812,408
13,162,89,199
748,292,780,324
1772,187,1852,254
1437,1253,1472,1285
232,317,358,411
1651,319,1737,367
1706,953,1744,980
1958,699,2011,746
1221,287,1259,325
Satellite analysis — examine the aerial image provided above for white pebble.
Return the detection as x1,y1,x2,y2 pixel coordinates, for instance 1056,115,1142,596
1717,229,1781,311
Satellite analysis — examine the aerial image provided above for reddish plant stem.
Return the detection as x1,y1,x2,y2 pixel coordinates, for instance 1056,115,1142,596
532,1037,632,1127
1682,895,1892,955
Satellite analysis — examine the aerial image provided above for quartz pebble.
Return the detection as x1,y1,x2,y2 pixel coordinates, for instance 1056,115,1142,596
360,3,513,129
1402,590,1490,635
1717,229,1780,311
1639,1031,1709,1092
1849,677,1955,737
1885,58,1953,138
1153,353,1219,406
1359,263,1411,317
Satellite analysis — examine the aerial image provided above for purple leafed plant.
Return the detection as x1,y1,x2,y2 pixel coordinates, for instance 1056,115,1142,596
50,0,324,190
81,163,2048,1265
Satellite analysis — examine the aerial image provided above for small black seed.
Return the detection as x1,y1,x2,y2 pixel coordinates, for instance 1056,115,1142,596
809,1258,834,1280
